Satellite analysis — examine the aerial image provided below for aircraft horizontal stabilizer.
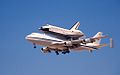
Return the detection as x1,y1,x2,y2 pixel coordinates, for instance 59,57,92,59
92,35,108,39
97,44,108,48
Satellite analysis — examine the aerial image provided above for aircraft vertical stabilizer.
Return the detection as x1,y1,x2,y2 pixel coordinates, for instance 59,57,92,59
93,32,103,44
70,22,80,31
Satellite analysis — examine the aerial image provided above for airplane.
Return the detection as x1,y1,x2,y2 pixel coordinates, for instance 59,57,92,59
25,22,113,55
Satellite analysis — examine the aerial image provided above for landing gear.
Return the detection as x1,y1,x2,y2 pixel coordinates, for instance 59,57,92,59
41,48,43,51
33,43,36,48
62,51,66,54
55,51,59,55
41,47,70,55
89,50,93,53
34,46,36,48
62,50,70,54
67,50,70,53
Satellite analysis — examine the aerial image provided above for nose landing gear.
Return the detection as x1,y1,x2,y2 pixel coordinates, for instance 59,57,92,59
55,51,59,55
33,43,36,48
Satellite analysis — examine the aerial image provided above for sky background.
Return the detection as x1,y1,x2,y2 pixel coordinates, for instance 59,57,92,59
0,0,120,75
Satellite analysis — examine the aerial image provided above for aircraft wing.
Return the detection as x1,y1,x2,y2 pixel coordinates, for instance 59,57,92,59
96,44,108,48
51,42,65,46
51,41,73,46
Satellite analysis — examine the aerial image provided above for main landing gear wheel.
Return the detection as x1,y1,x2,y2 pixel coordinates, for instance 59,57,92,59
89,50,93,53
55,51,59,55
34,46,36,48
62,52,66,54
62,50,70,54
67,50,70,53
33,43,36,48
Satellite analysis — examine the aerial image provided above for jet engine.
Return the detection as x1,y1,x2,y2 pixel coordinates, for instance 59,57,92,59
64,38,95,46
70,38,95,44
64,41,72,46
80,38,95,44
41,47,51,53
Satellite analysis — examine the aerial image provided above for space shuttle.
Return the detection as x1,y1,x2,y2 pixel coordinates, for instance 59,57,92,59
39,22,84,38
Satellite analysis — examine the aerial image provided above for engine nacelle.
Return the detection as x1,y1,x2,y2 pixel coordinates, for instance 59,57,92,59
64,41,72,46
81,38,95,44
41,47,51,53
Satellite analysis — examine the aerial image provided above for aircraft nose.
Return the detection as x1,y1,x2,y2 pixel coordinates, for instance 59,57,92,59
39,26,49,31
38,27,43,30
25,35,32,40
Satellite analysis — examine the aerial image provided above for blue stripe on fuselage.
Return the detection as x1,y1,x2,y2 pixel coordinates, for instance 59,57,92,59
32,37,63,42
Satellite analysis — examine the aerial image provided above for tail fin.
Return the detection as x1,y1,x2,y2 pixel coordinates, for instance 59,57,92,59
93,32,103,44
70,22,80,31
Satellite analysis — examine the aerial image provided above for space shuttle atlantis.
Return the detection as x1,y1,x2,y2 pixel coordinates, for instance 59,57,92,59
39,22,84,37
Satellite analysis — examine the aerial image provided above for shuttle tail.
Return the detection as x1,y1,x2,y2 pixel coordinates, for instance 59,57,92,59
70,22,80,31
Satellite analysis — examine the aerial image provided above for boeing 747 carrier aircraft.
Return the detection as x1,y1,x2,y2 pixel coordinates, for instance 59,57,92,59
25,21,113,55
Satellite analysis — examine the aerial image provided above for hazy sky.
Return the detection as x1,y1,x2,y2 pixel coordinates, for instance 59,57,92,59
0,0,120,75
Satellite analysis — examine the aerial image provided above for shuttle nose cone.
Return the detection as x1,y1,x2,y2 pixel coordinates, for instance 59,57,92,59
38,27,43,30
